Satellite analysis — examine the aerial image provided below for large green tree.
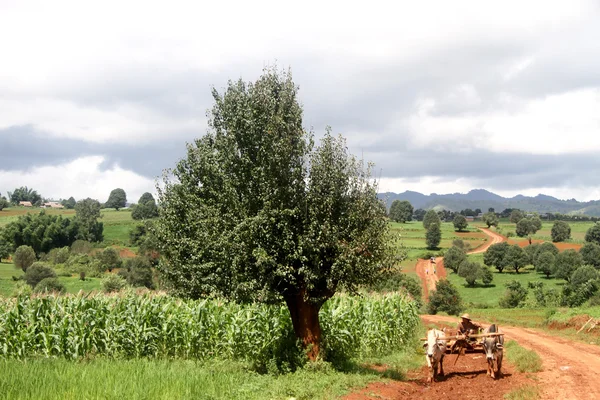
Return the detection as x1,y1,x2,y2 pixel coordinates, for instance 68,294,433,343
74,199,104,242
443,246,467,273
552,249,583,282
516,217,542,244
425,222,442,249
388,200,413,223
8,186,42,206
423,209,440,229
458,260,481,286
509,209,525,224
13,245,36,272
580,242,600,269
453,214,468,232
552,221,571,242
502,245,528,274
105,188,127,211
153,68,395,360
484,242,510,273
482,211,499,228
584,223,600,245
536,251,555,278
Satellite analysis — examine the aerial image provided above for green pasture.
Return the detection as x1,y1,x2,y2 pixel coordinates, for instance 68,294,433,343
0,261,102,297
493,221,595,244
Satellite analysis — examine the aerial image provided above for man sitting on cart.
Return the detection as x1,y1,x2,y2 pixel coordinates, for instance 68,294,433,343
457,314,484,344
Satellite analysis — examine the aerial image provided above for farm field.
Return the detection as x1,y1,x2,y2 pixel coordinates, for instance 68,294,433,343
489,220,595,246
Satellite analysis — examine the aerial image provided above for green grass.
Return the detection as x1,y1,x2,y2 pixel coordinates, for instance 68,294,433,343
101,209,137,245
0,358,388,400
504,385,540,400
495,221,595,244
447,262,566,307
504,340,543,373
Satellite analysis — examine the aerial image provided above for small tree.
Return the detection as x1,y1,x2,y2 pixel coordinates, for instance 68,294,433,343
552,221,571,242
516,217,541,244
105,188,127,211
34,277,65,294
102,274,127,293
24,262,56,287
482,212,499,228
570,265,599,288
388,200,413,223
458,260,481,286
453,214,468,232
484,242,509,273
444,246,467,273
13,245,36,272
427,279,464,315
131,192,159,220
581,242,600,269
503,245,528,274
585,223,600,245
537,242,559,259
499,280,528,308
535,251,555,278
523,243,540,265
75,198,104,242
553,249,583,282
0,239,11,261
423,209,441,229
118,257,154,289
480,266,494,286
425,222,442,249
510,210,525,224
96,247,122,272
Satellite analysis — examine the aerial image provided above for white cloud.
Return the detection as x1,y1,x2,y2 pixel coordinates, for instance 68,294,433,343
0,156,155,203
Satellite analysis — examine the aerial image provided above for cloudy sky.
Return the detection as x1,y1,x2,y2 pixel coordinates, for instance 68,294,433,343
1,0,600,203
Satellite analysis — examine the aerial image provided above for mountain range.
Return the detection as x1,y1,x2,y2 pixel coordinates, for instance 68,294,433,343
378,189,600,216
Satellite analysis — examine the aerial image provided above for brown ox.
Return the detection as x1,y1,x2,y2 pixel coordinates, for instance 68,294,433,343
424,328,447,383
481,324,504,379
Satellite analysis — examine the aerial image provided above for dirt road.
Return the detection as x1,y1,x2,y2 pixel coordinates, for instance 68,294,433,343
423,314,600,400
416,228,506,298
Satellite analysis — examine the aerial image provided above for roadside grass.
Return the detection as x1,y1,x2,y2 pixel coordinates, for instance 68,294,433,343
504,385,539,400
504,341,543,373
0,358,387,400
446,264,566,308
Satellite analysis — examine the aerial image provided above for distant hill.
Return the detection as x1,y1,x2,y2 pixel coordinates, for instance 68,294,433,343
378,189,600,217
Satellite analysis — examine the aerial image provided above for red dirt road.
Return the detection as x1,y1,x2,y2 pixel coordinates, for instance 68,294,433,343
416,228,506,299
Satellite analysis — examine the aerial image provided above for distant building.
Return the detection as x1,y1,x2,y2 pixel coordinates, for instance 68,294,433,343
465,216,475,222
18,201,33,207
42,202,65,209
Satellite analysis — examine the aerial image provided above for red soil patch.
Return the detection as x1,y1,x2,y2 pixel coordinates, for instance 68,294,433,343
118,248,137,258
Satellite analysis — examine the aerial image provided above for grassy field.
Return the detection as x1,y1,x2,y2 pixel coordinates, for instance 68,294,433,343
0,357,416,400
491,220,595,245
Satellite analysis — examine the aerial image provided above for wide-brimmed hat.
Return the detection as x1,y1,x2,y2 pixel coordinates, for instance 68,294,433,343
460,313,471,320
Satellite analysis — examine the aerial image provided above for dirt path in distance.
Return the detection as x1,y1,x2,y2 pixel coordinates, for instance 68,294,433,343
416,227,506,299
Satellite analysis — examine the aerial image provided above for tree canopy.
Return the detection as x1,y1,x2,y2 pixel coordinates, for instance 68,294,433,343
502,245,528,274
516,217,542,244
153,68,395,360
453,214,468,232
444,246,467,273
552,249,583,282
423,209,440,229
551,221,571,242
482,211,499,228
484,242,510,273
509,209,525,224
585,223,600,245
425,222,441,249
8,186,42,206
105,188,127,211
131,192,159,220
388,200,413,223
74,198,103,242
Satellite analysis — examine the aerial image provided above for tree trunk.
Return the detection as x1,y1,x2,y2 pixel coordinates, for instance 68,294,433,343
284,290,323,361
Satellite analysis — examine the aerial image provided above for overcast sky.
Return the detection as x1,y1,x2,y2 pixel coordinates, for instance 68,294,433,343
1,0,600,203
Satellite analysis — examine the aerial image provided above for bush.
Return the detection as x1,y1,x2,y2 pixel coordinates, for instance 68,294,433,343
48,246,70,264
11,281,32,297
33,278,66,294
570,265,599,288
499,280,528,308
451,239,470,251
102,274,128,293
96,247,122,272
553,249,583,281
480,266,494,286
71,240,93,255
427,279,463,315
119,257,154,289
367,272,422,308
13,245,37,272
580,243,600,269
24,263,56,288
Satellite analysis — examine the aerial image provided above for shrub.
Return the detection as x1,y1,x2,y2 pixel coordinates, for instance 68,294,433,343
570,265,599,288
458,260,481,286
580,242,600,269
13,245,37,272
119,257,154,289
585,222,600,244
33,278,66,294
71,240,93,255
427,279,463,315
451,239,470,250
367,272,422,308
480,266,494,286
96,247,122,272
102,274,128,293
48,246,70,264
499,280,528,308
11,280,33,297
24,262,56,288
552,249,583,281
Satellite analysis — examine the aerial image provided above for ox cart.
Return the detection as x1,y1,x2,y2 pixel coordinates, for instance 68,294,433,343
421,328,506,382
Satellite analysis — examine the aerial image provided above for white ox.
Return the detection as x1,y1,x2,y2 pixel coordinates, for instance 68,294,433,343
424,328,447,383
481,324,504,379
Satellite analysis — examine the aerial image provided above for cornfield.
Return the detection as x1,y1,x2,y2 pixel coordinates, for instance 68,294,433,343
0,293,418,367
